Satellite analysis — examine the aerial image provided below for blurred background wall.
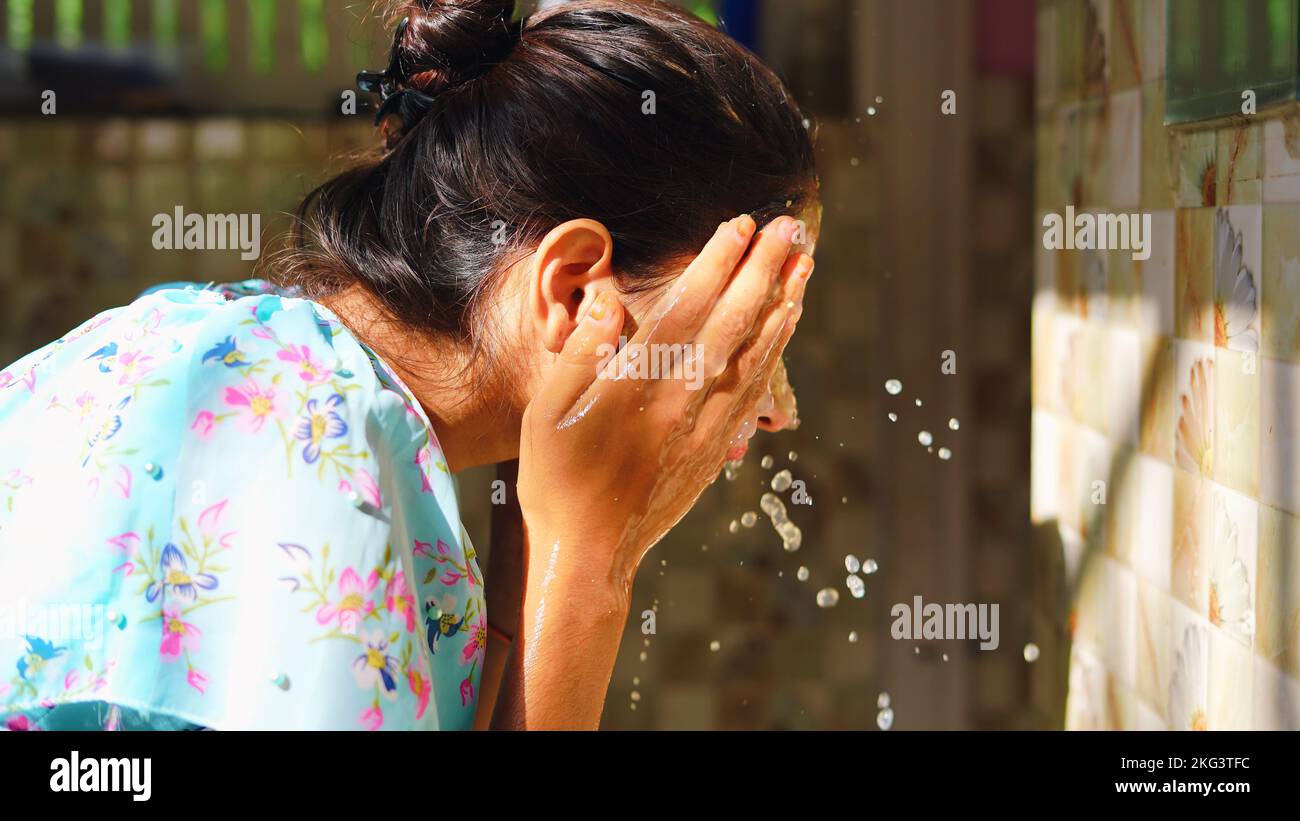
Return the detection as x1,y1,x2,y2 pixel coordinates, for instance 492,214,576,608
0,0,1042,730
1034,0,1300,730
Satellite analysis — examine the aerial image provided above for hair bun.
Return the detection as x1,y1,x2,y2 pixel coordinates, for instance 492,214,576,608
397,0,520,93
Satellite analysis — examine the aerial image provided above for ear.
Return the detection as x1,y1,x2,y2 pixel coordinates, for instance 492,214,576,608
529,219,617,354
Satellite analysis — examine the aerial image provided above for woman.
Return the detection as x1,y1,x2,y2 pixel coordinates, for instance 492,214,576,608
0,0,816,730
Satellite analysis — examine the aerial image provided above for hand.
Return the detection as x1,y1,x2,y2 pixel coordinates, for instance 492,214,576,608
516,214,813,592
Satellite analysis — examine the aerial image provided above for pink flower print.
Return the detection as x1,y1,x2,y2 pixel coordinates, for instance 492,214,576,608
196,499,237,552
186,667,209,694
223,379,280,434
277,344,333,384
316,567,378,631
408,669,431,720
339,468,382,508
385,571,417,633
460,677,474,708
73,391,97,421
461,613,487,669
160,602,202,661
191,410,215,438
359,703,383,731
116,349,156,386
5,715,34,731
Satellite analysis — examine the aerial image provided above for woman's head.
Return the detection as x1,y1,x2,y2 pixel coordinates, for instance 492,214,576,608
288,0,816,452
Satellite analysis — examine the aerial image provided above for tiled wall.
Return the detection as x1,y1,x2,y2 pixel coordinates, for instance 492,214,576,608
1034,0,1300,729
0,118,373,364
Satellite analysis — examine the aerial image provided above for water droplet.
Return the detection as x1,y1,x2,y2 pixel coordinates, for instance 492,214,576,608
788,450,798,462
709,640,721,653
796,566,810,582
877,692,891,709
948,417,960,431
114,613,127,630
850,156,861,166
728,519,740,534
874,95,883,104
144,462,163,480
639,651,647,662
942,653,949,662
844,554,860,574
884,378,902,395
740,511,757,528
888,413,898,422
918,431,933,447
272,673,291,691
866,107,876,117
862,559,879,574
815,587,839,608
770,469,793,493
760,455,774,470
633,677,640,686
937,447,952,460
631,690,641,701
1023,643,1040,663
848,631,859,643
915,399,923,407
846,575,866,599
876,707,894,731
779,521,802,552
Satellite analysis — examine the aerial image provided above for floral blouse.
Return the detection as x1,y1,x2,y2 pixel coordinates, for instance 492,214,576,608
0,280,485,730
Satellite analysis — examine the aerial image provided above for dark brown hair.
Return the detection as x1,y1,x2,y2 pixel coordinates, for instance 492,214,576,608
280,0,817,358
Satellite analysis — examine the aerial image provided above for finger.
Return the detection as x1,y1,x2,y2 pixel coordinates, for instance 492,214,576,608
695,254,811,440
694,217,801,375
532,291,625,426
631,215,756,347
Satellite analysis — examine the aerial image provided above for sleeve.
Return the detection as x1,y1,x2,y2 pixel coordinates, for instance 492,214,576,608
103,293,459,730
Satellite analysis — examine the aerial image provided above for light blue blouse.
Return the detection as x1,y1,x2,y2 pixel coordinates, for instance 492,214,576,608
0,281,485,730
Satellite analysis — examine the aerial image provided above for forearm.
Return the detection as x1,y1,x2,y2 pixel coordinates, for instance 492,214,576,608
490,529,632,730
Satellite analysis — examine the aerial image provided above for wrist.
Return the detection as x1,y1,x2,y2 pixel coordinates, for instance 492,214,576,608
520,517,636,609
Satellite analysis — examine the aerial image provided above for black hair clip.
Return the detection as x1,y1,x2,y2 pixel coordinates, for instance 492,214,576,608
357,17,421,126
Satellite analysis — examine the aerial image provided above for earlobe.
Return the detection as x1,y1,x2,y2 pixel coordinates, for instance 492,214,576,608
531,219,616,354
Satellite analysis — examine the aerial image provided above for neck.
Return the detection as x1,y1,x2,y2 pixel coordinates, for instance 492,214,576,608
318,285,522,473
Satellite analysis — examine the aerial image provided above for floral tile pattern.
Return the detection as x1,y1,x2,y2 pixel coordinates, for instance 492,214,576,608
1039,0,1300,729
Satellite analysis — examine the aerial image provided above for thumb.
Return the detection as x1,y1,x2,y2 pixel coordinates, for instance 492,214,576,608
535,291,625,425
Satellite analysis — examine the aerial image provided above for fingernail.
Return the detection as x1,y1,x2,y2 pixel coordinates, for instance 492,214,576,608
588,293,611,322
780,218,799,242
734,214,755,240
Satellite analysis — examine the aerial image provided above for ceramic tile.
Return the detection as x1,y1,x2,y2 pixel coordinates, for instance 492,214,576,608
1175,208,1215,343
1213,346,1260,498
1255,502,1300,679
1261,204,1300,362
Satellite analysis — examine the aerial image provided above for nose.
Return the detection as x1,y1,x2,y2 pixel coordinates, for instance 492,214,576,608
756,359,798,433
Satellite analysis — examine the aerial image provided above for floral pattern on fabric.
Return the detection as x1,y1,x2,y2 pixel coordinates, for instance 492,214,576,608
0,280,482,730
